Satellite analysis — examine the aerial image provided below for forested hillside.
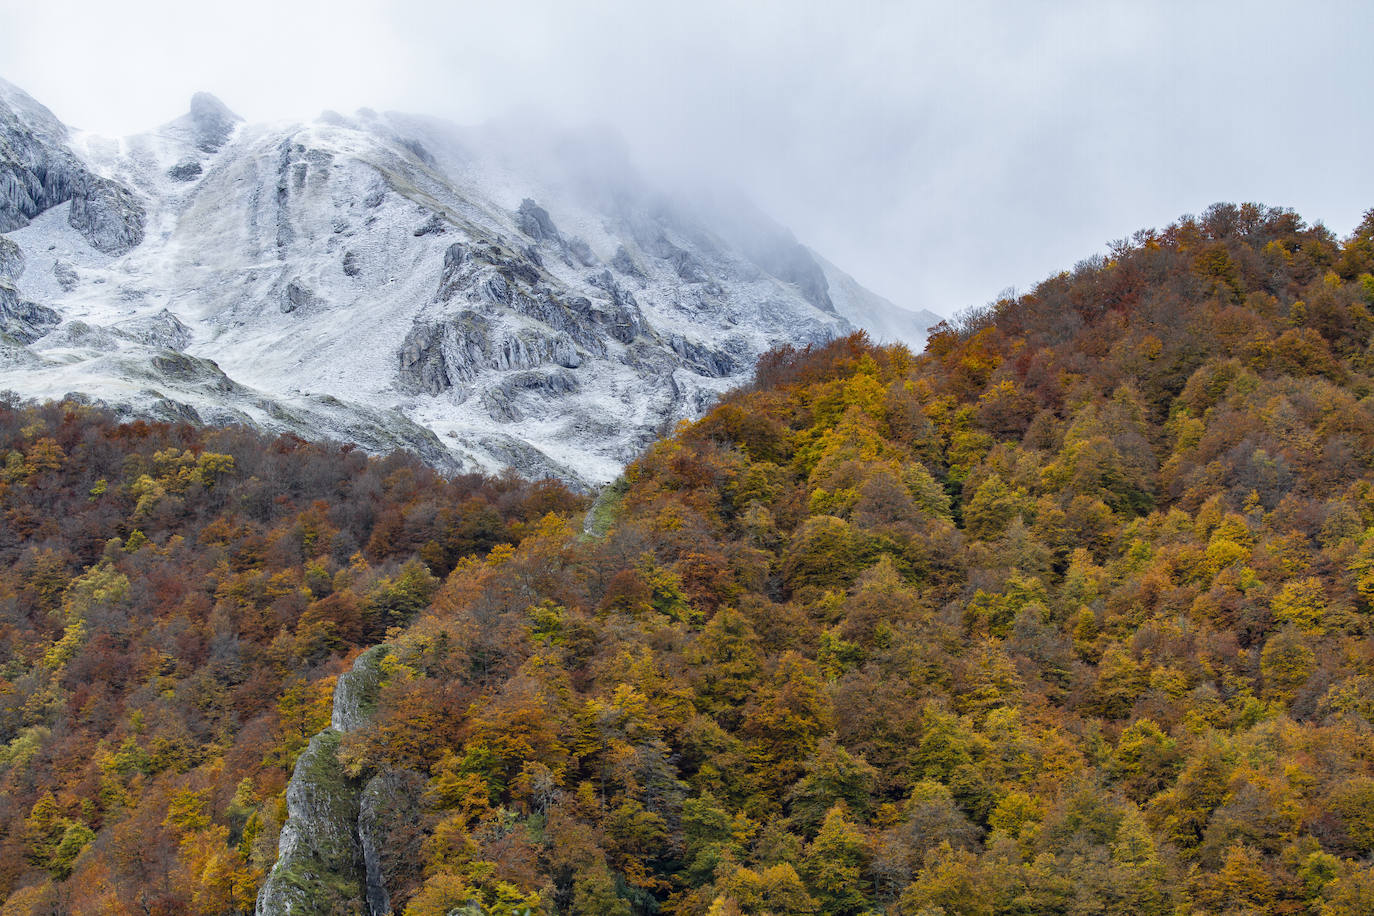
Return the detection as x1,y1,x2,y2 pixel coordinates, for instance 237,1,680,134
337,204,1374,915
7,201,1374,915
0,409,580,913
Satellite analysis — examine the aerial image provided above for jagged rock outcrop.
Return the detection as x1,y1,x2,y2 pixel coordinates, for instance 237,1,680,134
610,244,645,278
516,197,561,243
1,79,146,254
116,309,193,349
668,333,741,377
282,279,324,314
329,646,384,733
399,315,590,401
357,771,424,916
396,322,449,396
435,241,543,306
255,645,426,916
255,648,384,916
583,270,645,343
189,91,242,153
66,174,146,255
482,367,579,421
167,158,202,181
0,79,83,232
0,236,22,279
402,238,636,403
254,729,363,914
150,351,242,392
0,280,58,343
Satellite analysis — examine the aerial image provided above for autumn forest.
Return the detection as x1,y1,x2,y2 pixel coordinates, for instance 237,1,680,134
6,202,1374,915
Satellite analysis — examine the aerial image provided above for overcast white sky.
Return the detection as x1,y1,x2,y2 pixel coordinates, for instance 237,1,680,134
2,0,1371,317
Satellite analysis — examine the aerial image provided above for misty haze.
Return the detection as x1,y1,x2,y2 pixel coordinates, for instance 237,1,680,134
1,3,1373,915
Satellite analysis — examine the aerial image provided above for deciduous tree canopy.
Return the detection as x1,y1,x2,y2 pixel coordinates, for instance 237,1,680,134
7,202,1374,914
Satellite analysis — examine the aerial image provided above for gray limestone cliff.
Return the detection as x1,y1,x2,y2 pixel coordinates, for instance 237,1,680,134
0,280,58,343
66,174,146,255
0,236,23,279
256,647,394,916
0,79,146,254
0,78,83,232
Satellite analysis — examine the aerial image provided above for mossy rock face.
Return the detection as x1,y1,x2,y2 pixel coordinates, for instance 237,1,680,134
331,646,388,733
583,476,630,539
255,729,365,915
358,768,426,916
256,647,400,915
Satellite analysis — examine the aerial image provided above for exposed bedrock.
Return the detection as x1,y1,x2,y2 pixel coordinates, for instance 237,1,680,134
117,309,193,350
67,175,147,255
481,367,580,421
255,648,395,916
0,280,58,343
167,158,203,181
739,233,835,313
189,91,242,153
0,80,83,232
1,82,147,254
668,333,742,378
0,236,22,280
516,197,562,243
398,315,588,396
282,279,325,314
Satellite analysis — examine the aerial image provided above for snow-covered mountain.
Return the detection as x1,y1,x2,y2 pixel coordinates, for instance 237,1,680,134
0,79,938,486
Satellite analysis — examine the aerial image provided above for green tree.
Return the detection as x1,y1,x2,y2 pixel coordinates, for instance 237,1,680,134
801,805,869,916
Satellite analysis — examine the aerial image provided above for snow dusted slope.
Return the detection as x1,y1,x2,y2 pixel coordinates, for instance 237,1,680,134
814,252,943,348
0,80,939,486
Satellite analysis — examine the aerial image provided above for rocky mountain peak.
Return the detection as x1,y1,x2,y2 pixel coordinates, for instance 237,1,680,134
0,82,146,253
0,79,939,485
188,91,241,152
